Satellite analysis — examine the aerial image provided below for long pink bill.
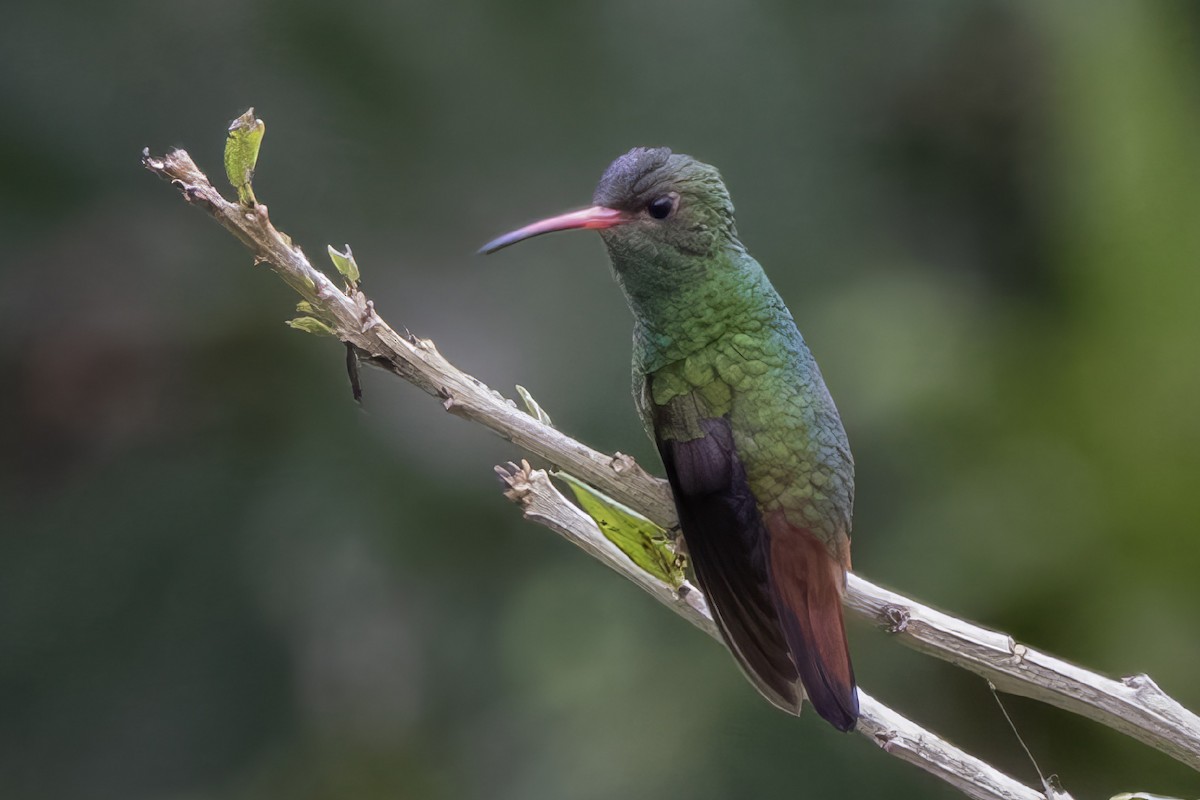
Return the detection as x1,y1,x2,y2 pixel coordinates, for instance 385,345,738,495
479,205,629,254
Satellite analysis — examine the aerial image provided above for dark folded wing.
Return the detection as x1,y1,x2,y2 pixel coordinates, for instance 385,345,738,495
653,389,858,729
654,407,802,713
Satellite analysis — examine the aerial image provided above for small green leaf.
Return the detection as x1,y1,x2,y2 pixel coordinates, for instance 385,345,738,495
224,107,265,206
327,244,360,284
515,385,554,427
555,472,684,587
286,316,335,336
295,300,318,315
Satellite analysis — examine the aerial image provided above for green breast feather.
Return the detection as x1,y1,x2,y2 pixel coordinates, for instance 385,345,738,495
644,330,853,545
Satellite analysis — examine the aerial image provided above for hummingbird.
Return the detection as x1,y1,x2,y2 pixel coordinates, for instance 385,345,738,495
481,148,859,731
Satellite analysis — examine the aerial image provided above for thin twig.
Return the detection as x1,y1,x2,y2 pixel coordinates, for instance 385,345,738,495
144,142,1200,796
989,682,1056,800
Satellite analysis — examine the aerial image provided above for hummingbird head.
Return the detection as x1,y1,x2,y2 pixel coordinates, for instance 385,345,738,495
591,147,737,260
480,147,739,263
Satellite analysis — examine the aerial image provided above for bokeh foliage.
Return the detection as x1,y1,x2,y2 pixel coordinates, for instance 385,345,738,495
2,2,1198,799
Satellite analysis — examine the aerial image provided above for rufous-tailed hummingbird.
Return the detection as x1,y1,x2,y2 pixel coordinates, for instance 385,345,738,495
482,148,859,731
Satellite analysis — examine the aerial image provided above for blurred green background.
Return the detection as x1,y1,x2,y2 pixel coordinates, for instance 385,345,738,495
3,2,1199,798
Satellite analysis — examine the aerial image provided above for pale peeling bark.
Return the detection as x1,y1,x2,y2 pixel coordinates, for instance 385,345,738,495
145,141,1200,799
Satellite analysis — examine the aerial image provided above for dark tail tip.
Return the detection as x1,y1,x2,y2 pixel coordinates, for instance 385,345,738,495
809,681,859,732
793,618,860,732
764,519,861,732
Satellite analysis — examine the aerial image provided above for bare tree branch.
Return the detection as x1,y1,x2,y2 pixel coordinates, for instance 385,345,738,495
143,138,1200,797
495,461,1065,800
844,577,1200,772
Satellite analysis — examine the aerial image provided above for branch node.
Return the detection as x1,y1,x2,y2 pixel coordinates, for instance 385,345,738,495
881,604,910,633
170,180,213,209
610,452,645,477
873,729,898,751
1121,673,1160,694
360,299,383,333
441,387,464,414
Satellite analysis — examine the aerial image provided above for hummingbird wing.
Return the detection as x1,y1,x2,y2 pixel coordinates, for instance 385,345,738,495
651,385,858,730
656,411,802,712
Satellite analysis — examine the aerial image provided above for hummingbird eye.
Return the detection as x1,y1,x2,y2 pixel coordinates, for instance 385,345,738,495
646,194,676,220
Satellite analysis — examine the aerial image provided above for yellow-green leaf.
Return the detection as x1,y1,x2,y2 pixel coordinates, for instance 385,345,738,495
224,108,265,206
286,316,335,336
555,471,684,587
327,244,360,284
